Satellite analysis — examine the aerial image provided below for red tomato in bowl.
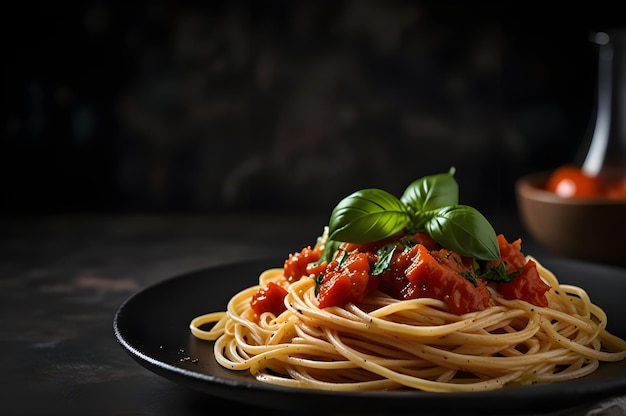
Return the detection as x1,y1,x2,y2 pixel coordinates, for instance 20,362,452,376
546,166,602,198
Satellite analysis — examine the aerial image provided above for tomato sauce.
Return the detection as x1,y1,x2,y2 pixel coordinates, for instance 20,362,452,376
252,231,550,316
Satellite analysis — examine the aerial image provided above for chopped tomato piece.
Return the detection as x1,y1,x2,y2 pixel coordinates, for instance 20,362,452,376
376,242,415,298
430,248,474,272
317,252,373,308
489,234,526,271
284,246,321,282
250,281,288,316
306,260,327,277
497,259,550,307
404,244,490,314
487,235,550,307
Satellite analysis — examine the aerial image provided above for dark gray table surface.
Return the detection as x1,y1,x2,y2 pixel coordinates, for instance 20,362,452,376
1,213,624,416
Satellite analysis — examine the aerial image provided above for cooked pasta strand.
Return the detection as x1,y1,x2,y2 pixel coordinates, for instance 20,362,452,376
190,259,626,392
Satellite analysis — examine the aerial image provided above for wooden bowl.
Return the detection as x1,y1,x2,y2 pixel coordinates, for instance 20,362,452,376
515,172,626,266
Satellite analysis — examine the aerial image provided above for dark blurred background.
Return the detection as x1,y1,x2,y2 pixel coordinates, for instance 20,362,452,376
3,0,624,217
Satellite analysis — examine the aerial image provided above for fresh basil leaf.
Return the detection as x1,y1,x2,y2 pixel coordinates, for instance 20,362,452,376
424,205,500,260
400,167,459,215
328,189,411,244
371,244,396,275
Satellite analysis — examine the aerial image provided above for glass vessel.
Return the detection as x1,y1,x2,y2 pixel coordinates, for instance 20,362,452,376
576,29,626,191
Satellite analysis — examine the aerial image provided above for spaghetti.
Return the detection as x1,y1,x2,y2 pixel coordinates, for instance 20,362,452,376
189,171,626,392
190,254,626,392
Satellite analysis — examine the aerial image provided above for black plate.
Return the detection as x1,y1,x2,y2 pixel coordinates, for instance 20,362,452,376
113,256,626,415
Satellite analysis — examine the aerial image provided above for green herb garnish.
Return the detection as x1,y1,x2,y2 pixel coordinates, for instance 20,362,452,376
314,273,324,296
460,263,523,286
323,167,500,262
371,244,397,276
